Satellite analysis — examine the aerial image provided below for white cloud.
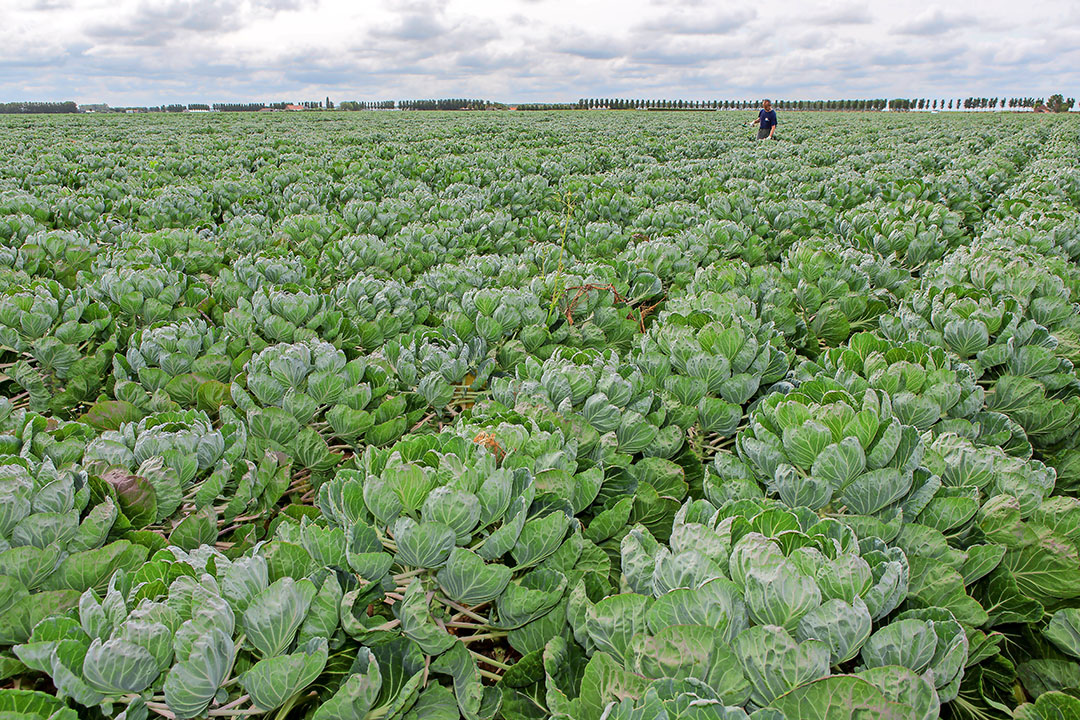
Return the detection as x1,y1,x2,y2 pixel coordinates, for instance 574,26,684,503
0,0,1077,104
804,2,873,25
637,8,756,36
892,8,972,36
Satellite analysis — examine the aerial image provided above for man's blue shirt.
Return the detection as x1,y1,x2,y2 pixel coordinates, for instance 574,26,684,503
759,109,777,130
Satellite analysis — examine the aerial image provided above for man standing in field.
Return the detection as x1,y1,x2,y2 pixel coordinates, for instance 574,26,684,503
750,99,777,141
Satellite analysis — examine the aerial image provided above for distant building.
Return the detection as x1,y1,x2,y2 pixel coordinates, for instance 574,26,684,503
285,104,304,111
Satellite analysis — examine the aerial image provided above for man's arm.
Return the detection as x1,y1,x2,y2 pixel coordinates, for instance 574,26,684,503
750,116,761,126
769,115,777,137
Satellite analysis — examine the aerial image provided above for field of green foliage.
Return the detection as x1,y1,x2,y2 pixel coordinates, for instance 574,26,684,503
1,110,1079,720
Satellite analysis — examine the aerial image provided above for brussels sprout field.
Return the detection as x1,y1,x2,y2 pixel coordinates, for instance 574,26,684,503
1,110,1080,719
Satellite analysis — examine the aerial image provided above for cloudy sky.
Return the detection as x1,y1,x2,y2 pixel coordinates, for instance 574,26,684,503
2,0,1078,105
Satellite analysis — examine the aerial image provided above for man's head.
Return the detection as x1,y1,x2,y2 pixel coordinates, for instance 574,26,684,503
763,99,772,110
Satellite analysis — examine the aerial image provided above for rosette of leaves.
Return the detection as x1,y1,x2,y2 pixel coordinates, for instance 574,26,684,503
41,189,105,234
490,349,689,462
864,429,1080,713
231,339,415,461
368,197,425,240
486,175,555,220
447,414,600,503
979,353,1080,451
0,455,149,646
217,213,272,255
461,400,693,544
780,238,912,353
615,230,720,292
838,198,967,272
224,287,353,352
0,189,50,229
0,403,96,468
456,209,528,254
82,409,245,536
213,252,311,312
0,213,46,249
449,286,553,354
564,221,630,260
135,184,214,231
577,186,641,226
320,233,415,282
382,329,493,415
88,241,189,274
983,198,1080,264
207,175,263,224
273,214,344,259
867,431,1054,630
876,490,1080,720
124,228,226,276
925,240,1080,356
85,266,211,334
637,307,791,459
315,433,607,714
760,197,833,252
633,200,707,237
0,280,116,416
1023,202,1080,262
340,200,380,236
111,319,243,414
413,262,492,316
423,182,485,222
459,253,537,290
693,217,770,265
793,333,985,432
281,176,336,214
335,274,428,352
735,384,928,542
681,258,784,303
677,259,805,342
521,268,655,352
0,267,33,299
888,284,1080,451
398,224,474,276
9,547,352,718
554,500,960,718
4,229,97,287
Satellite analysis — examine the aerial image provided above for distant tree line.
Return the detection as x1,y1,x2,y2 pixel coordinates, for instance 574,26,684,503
4,95,1073,116
339,101,396,110
516,103,579,111
212,103,266,112
398,99,491,111
211,101,325,111
578,99,738,109
0,101,78,114
780,99,888,111
574,99,893,111
573,97,1077,112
